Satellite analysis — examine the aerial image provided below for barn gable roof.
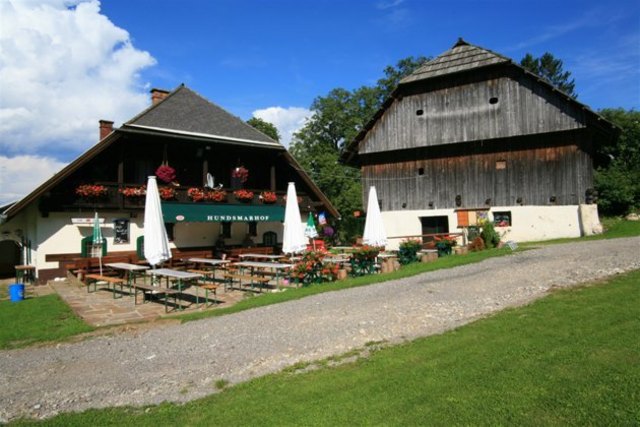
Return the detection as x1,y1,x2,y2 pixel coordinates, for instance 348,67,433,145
400,38,510,84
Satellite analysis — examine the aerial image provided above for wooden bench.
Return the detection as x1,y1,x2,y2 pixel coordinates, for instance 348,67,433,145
85,274,125,298
223,273,270,292
133,283,180,312
193,283,221,307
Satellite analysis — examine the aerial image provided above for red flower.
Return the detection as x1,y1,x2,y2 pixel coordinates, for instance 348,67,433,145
234,189,254,201
231,166,249,183
156,165,176,183
76,184,108,198
260,191,277,204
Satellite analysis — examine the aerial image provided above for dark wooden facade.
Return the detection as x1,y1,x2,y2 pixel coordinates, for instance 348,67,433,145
343,40,617,212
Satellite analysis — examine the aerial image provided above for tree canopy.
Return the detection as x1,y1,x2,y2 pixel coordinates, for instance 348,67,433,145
290,56,428,242
246,117,280,142
520,52,577,98
594,108,640,215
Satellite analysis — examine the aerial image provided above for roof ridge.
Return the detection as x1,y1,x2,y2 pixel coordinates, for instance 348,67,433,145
123,84,185,125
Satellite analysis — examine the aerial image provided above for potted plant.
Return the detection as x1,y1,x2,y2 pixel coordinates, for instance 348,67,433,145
259,191,277,204
231,166,249,189
158,186,176,200
155,165,176,184
75,184,108,199
207,189,228,203
349,245,381,276
234,189,254,202
187,187,206,202
434,235,457,257
119,186,146,198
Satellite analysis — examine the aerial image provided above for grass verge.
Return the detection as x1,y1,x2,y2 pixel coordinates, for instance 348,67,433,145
0,294,94,350
22,269,640,426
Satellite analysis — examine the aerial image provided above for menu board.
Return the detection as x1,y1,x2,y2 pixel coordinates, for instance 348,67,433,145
113,218,129,244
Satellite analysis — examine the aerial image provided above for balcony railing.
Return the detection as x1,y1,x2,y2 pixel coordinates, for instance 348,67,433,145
59,183,316,211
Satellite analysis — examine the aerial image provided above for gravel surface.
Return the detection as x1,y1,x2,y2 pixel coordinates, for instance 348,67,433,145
1,237,639,422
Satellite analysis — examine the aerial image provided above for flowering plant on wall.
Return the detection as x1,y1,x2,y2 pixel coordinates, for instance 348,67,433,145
187,187,206,202
259,191,277,204
156,165,176,183
234,189,254,202
207,189,228,202
119,186,146,197
76,184,108,198
158,187,176,200
231,166,249,183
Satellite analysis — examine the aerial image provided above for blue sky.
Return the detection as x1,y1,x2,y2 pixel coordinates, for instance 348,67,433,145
0,0,638,203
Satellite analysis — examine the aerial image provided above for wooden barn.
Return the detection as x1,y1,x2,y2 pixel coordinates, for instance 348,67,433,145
342,39,618,249
0,85,337,282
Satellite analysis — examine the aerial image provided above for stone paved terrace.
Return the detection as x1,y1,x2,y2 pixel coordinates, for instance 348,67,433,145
50,276,252,327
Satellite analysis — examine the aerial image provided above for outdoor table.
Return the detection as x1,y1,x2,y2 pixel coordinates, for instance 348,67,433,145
187,258,231,280
237,253,285,262
105,262,150,295
146,268,203,310
233,261,293,290
15,265,36,284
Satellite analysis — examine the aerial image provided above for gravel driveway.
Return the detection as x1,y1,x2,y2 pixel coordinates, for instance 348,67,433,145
1,237,639,422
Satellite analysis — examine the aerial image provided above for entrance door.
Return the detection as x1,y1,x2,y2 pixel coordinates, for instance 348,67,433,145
420,216,449,243
0,240,20,278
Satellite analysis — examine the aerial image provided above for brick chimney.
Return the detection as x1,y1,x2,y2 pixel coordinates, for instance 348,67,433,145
99,120,114,140
150,88,170,105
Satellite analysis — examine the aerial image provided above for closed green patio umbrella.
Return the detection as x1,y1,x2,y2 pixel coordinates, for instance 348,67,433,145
92,211,103,275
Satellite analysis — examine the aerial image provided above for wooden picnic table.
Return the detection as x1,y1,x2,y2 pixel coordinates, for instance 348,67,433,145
15,265,36,284
105,262,150,294
237,253,285,262
233,261,293,291
145,268,202,310
85,274,125,298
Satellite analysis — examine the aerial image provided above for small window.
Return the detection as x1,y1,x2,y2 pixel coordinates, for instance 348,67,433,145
165,223,175,241
496,160,506,170
418,167,424,175
493,211,512,227
416,109,424,116
248,221,257,237
489,97,499,104
222,221,232,238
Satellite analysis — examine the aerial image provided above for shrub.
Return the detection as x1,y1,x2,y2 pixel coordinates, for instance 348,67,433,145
481,222,501,248
398,239,422,265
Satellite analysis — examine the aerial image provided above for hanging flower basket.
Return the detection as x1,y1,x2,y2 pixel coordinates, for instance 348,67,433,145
259,191,277,204
231,166,249,183
159,186,176,200
76,184,108,198
207,189,228,203
234,189,254,202
156,165,176,183
119,186,146,197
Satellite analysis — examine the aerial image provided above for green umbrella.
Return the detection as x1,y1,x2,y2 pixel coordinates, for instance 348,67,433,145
304,214,318,250
92,212,103,275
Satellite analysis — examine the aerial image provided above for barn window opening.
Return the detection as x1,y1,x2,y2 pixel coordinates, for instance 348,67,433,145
496,160,506,170
489,97,499,104
416,109,424,116
493,211,512,227
418,167,424,175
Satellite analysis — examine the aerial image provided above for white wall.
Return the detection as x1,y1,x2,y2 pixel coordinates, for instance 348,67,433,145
381,205,592,250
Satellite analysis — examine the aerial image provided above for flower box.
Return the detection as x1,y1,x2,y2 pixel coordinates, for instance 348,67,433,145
75,184,108,198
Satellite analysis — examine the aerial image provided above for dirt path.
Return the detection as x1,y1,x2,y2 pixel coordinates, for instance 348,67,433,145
1,237,638,422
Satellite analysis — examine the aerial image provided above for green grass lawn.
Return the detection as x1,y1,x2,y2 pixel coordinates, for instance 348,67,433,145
20,270,640,426
0,294,93,350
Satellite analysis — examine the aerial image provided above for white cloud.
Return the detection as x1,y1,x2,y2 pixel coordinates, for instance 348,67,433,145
252,106,313,148
0,0,156,157
0,155,67,205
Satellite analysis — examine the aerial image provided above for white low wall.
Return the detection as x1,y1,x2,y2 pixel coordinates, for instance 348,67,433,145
381,205,598,250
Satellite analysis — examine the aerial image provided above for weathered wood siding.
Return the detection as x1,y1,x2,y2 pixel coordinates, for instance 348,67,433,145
361,132,594,210
360,75,586,154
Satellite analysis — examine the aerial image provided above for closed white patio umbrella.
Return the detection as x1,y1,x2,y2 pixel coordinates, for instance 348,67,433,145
362,186,387,248
282,182,307,254
144,176,172,268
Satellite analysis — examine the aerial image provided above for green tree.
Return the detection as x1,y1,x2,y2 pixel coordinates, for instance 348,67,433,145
594,108,640,215
290,56,428,242
247,117,280,142
520,52,577,98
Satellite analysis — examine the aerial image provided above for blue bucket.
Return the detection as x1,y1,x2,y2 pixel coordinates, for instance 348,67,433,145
9,283,25,302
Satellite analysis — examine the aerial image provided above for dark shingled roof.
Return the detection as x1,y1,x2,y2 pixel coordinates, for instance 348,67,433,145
125,85,277,144
400,38,510,85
